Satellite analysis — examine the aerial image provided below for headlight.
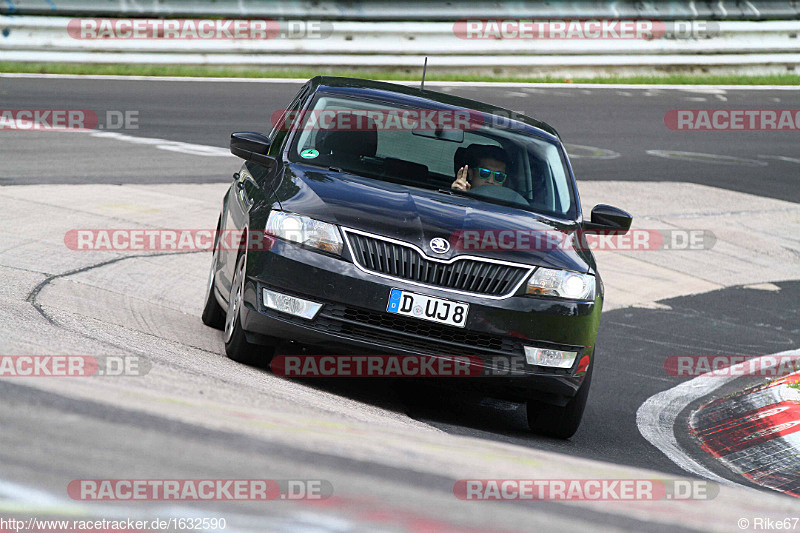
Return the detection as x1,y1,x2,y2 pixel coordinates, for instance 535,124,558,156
526,267,595,300
265,211,343,255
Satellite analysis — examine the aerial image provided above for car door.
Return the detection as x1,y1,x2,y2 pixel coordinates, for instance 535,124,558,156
217,83,312,301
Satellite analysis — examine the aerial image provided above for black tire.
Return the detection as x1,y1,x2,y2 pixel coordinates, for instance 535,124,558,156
394,381,433,409
201,246,225,330
223,254,274,366
526,362,593,439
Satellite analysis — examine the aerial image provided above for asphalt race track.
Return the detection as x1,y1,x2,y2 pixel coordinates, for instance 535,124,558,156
3,77,798,202
1,75,799,532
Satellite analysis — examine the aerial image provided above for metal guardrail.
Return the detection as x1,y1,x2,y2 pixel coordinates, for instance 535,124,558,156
2,17,798,56
2,1,800,20
1,15,798,76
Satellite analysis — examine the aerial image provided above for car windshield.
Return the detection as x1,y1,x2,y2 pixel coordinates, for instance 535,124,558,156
287,93,577,219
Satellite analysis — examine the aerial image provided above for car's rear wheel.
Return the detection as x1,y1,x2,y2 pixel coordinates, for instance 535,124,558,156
224,253,274,366
201,246,225,330
526,361,592,439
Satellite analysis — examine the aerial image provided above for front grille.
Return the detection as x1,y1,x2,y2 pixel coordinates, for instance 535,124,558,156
319,303,523,357
345,231,529,296
258,289,572,374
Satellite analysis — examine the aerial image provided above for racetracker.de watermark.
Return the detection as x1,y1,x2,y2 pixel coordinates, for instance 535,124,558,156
454,479,718,500
68,479,333,500
665,109,800,131
270,354,592,377
68,19,332,39
451,229,716,252
63,228,716,252
64,229,273,252
272,354,483,377
272,108,484,131
452,19,718,39
0,355,150,377
2,517,225,532
0,109,138,131
665,355,800,377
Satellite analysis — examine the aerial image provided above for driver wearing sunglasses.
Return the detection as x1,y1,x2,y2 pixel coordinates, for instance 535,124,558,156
451,145,509,193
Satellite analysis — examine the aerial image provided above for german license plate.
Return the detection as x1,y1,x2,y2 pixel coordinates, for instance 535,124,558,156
386,288,469,328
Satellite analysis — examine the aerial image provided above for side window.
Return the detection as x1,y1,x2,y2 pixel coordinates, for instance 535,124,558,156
268,85,310,156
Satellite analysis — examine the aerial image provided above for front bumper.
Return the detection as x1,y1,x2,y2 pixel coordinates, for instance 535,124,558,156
240,239,601,402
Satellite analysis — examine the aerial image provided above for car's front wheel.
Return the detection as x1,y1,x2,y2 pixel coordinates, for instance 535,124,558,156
526,361,592,439
224,254,274,366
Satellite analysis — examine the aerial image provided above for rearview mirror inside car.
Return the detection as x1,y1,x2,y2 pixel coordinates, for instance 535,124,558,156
412,127,464,143
230,132,276,167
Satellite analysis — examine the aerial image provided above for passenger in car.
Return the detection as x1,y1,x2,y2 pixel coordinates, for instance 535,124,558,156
450,145,509,192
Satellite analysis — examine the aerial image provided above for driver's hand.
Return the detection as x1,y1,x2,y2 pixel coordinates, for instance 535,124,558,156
451,165,471,191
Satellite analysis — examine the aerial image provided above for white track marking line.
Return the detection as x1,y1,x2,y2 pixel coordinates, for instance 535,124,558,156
89,131,233,157
0,479,64,506
636,348,800,487
0,73,309,84
1,73,799,90
645,150,768,167
759,155,800,164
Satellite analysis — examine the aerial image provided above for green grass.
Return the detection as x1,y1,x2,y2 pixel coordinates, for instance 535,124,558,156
1,62,799,85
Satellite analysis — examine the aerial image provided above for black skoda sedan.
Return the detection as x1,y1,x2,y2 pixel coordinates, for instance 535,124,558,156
202,76,631,438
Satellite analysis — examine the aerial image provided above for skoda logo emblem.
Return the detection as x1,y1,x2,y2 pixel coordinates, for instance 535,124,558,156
429,238,450,254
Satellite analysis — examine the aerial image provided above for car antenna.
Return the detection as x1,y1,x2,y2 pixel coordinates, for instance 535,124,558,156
420,56,428,91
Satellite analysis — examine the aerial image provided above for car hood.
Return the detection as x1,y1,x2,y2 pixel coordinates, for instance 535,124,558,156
274,164,592,272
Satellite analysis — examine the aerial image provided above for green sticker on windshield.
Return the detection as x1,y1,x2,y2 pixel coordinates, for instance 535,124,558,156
300,149,319,159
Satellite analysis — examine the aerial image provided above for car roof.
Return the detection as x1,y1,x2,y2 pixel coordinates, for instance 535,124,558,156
306,76,560,140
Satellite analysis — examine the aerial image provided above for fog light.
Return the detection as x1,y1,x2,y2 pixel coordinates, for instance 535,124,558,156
263,289,322,320
524,346,578,369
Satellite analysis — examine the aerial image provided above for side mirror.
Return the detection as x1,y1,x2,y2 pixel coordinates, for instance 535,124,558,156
230,132,276,167
584,204,632,234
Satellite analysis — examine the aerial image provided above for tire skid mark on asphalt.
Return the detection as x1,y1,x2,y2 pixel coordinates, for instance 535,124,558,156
14,249,234,393
25,250,203,326
602,311,762,354
21,251,455,436
13,258,787,532
1,177,799,528
636,349,800,489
